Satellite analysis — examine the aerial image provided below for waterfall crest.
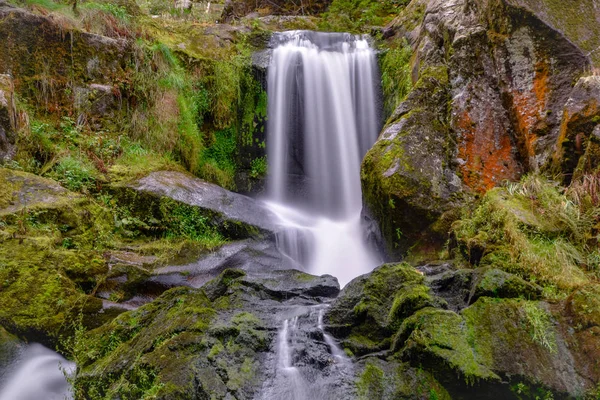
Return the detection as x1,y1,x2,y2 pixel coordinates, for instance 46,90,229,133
265,31,382,286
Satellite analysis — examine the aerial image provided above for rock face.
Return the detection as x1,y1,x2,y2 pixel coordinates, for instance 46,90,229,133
0,1,131,112
112,171,279,239
0,74,16,162
362,0,590,257
326,262,600,398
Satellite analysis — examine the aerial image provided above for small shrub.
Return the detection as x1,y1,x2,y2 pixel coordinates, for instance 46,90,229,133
50,156,97,192
250,156,267,178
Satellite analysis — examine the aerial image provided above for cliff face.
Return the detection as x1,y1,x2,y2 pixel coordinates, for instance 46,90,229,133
362,0,595,257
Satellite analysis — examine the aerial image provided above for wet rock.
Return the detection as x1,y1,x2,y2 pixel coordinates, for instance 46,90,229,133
240,269,340,300
73,268,345,399
100,239,293,307
0,74,16,162
112,170,279,239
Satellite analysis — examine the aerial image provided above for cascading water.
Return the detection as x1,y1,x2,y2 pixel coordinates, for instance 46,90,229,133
261,31,382,400
265,31,382,287
0,344,75,400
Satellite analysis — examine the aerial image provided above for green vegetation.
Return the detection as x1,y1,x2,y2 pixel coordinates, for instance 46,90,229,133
451,174,595,291
319,0,409,32
380,38,413,117
522,302,557,353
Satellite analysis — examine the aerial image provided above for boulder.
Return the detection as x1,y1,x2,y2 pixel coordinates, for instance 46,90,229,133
363,0,589,257
0,167,79,217
98,239,297,307
326,259,600,398
74,268,348,399
112,170,279,239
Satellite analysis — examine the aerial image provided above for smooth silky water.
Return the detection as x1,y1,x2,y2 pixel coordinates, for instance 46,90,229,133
261,31,382,400
265,30,382,287
0,344,74,400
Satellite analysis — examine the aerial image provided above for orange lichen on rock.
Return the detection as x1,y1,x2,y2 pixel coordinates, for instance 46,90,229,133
456,109,520,193
511,59,550,164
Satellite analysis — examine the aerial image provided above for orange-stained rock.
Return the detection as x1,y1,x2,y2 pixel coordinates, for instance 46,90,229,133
362,0,589,257
553,76,600,182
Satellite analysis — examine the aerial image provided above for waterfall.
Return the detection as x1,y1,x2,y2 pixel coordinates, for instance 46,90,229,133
0,344,75,400
265,31,382,287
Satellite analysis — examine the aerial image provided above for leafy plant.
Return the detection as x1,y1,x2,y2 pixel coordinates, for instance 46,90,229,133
249,156,267,179
50,156,97,192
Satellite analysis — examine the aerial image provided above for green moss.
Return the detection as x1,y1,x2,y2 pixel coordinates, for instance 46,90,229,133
568,285,600,331
318,0,410,33
394,307,499,385
357,362,386,399
380,38,413,117
388,284,445,329
451,175,591,290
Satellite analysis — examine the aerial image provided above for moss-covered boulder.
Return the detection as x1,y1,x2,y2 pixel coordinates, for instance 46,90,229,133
471,268,543,302
450,179,590,290
354,357,451,400
566,284,600,331
0,167,81,217
111,170,278,240
391,297,594,397
326,263,446,355
0,168,113,344
394,307,500,387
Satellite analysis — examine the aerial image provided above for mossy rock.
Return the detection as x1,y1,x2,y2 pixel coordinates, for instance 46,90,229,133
355,357,451,400
472,268,543,302
111,170,277,240
450,182,590,290
326,262,443,355
461,297,589,397
393,307,500,386
0,239,103,345
388,283,447,328
361,64,465,258
566,284,600,331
